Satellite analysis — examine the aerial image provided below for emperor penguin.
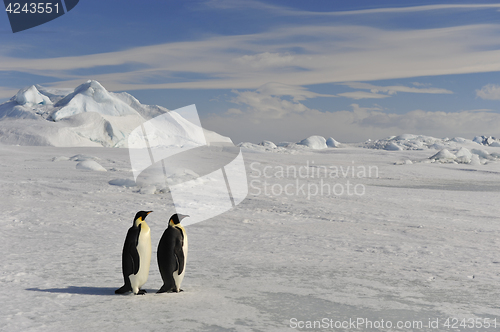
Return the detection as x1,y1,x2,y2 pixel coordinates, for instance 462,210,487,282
115,211,152,295
157,213,189,293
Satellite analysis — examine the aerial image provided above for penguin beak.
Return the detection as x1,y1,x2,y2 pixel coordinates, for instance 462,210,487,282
146,211,153,215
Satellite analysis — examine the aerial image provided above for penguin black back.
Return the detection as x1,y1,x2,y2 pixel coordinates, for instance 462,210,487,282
157,213,189,293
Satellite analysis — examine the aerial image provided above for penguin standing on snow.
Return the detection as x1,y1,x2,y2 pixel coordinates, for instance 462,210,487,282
157,214,189,293
115,211,152,295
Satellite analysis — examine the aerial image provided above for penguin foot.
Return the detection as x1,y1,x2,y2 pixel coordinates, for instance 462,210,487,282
157,286,177,293
136,289,147,295
115,285,131,294
158,289,183,293
157,285,169,293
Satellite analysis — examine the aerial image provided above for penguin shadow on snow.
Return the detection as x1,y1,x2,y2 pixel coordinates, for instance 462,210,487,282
27,286,183,296
26,286,133,296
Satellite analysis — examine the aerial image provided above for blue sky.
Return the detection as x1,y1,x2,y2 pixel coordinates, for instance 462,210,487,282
2,0,500,143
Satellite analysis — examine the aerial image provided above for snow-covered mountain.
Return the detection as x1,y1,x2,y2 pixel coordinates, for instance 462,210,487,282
0,80,231,148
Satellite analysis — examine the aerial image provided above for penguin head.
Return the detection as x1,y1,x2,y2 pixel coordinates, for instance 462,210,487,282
169,213,189,227
134,211,153,227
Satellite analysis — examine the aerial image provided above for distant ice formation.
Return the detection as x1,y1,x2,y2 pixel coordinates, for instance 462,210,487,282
0,80,230,148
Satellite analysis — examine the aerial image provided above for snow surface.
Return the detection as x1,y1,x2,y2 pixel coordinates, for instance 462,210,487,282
429,149,457,163
326,137,341,148
259,140,278,149
76,160,107,172
365,134,500,151
2,142,499,331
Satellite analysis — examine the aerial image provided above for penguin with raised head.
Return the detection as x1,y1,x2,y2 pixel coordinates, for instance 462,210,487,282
157,213,189,293
115,211,152,295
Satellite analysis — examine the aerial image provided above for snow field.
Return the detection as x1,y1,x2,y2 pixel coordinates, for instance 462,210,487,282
1,144,499,331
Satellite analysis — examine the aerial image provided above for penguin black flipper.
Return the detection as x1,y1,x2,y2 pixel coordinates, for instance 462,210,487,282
174,236,185,275
124,226,141,275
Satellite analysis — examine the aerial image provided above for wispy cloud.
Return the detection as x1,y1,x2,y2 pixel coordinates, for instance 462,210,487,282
476,84,500,100
338,82,453,99
224,83,337,120
412,82,432,87
205,1,500,17
462,108,496,113
294,4,500,16
233,52,294,68
228,84,323,119
204,0,284,12
229,90,312,119
255,83,336,101
337,91,390,99
341,82,453,95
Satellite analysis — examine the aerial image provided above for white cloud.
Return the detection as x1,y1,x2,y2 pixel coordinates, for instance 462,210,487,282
234,52,293,68
297,4,500,16
255,82,336,101
462,108,496,112
412,82,432,87
229,89,314,120
2,22,500,94
476,84,500,100
226,108,243,115
337,91,390,100
226,83,336,119
341,82,453,95
204,1,500,17
204,0,284,12
337,82,453,100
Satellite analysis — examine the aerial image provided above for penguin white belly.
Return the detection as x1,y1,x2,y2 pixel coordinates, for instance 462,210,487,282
173,231,188,291
129,224,151,294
